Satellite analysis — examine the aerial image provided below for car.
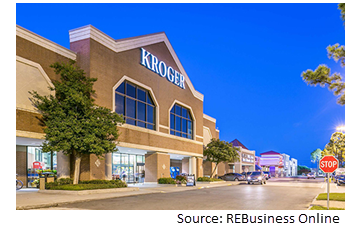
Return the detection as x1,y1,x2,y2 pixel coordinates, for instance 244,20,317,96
241,172,252,178
247,171,267,185
335,175,345,186
218,173,245,181
263,171,271,180
307,172,316,179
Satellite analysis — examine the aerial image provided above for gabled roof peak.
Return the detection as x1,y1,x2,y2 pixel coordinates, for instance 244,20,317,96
260,150,281,156
230,139,248,150
69,25,204,101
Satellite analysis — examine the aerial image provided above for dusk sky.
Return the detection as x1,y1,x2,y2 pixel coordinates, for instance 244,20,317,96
16,3,345,167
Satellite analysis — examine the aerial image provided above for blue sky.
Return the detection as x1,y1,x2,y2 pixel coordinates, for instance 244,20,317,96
16,3,345,167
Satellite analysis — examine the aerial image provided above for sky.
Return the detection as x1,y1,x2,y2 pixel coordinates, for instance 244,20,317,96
16,3,345,167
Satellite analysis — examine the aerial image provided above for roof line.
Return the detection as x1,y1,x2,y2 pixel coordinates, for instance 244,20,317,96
69,25,204,102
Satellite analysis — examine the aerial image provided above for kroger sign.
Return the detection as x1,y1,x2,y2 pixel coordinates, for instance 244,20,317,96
140,48,185,89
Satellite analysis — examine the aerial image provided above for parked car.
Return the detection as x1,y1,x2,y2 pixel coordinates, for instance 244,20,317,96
241,172,252,178
218,173,245,181
263,171,271,180
335,175,345,186
307,172,316,179
247,171,267,185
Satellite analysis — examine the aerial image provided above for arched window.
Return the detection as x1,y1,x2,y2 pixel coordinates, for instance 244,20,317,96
115,81,155,130
170,104,193,139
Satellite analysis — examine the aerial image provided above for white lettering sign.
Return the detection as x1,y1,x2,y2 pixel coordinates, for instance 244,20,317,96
140,48,185,89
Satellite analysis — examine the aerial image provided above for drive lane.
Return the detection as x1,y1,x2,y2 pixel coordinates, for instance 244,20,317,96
56,184,324,210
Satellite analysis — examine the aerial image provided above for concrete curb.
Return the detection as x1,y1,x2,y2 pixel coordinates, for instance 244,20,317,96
307,193,345,210
16,190,159,210
38,187,139,195
307,194,319,210
17,181,238,210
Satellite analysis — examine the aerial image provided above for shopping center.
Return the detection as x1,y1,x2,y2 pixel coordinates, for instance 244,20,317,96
16,25,222,187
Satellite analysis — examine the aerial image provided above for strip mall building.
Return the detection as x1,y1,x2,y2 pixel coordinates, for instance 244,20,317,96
16,25,225,187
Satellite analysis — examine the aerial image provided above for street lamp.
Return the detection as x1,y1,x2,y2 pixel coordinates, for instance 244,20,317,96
336,125,345,133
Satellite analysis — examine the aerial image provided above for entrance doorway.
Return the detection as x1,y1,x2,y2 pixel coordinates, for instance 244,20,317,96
27,147,57,188
112,153,145,183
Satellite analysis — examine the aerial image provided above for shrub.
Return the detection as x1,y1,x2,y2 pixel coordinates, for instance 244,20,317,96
45,178,73,189
48,184,124,191
158,177,176,184
197,177,223,182
176,175,187,184
45,178,127,189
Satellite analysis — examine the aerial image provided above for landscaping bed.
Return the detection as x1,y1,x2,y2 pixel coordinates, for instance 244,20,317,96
197,177,223,182
45,178,127,190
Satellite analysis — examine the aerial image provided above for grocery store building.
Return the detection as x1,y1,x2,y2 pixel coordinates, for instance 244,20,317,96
16,25,220,187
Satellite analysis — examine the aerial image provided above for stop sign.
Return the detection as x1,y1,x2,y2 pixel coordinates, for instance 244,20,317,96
319,156,339,173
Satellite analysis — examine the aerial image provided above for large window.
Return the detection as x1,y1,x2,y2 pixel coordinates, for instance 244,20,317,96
170,104,193,139
115,81,155,130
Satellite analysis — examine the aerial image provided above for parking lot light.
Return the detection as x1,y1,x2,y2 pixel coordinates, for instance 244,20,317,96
336,125,345,132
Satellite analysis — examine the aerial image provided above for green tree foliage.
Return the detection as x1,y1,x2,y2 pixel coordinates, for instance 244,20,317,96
322,132,345,167
297,165,311,175
311,148,322,163
29,61,124,184
311,148,322,173
301,4,345,105
203,138,240,178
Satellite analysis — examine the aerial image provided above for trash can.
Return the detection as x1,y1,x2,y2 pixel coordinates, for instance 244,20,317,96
39,175,46,190
39,172,55,190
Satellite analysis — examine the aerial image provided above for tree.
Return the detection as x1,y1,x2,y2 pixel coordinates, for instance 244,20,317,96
301,4,345,105
297,165,311,175
29,61,124,184
203,138,240,178
311,148,322,174
322,132,345,167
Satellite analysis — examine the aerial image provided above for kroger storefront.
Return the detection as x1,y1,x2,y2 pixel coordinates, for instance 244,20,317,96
16,24,220,186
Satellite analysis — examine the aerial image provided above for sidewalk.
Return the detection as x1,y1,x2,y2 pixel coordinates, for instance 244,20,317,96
16,181,240,210
308,182,345,209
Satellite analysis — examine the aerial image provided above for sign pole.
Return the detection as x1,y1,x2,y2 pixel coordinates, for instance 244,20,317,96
327,172,330,210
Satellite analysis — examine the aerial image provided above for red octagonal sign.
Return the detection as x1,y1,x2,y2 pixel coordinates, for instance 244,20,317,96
320,156,339,173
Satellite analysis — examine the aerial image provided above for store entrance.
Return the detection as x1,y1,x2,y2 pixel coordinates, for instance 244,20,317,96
27,147,57,188
112,153,145,183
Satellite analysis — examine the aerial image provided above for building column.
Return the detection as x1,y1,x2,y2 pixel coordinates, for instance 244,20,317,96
16,145,27,186
105,153,112,180
196,157,203,178
203,161,217,177
189,157,197,176
145,152,170,183
57,152,70,179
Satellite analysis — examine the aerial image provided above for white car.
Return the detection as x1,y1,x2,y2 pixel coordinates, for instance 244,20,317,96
307,172,316,179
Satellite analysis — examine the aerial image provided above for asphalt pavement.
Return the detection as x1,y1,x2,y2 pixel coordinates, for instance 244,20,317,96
16,177,345,210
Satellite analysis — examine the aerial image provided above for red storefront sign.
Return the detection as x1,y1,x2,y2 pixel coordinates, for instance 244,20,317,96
33,161,42,169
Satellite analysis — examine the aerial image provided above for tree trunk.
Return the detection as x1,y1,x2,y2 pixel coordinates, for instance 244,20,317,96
73,155,81,184
211,163,219,178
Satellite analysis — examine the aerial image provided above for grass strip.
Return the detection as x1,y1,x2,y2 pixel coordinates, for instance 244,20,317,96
310,205,344,210
316,193,345,201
